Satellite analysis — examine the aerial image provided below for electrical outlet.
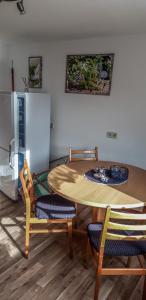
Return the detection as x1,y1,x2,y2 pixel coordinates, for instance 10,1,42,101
106,131,117,139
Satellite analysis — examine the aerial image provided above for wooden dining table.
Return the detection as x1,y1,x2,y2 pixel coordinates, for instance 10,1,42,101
48,161,146,222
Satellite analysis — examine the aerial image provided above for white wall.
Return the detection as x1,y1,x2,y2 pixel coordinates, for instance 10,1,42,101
0,93,12,149
0,40,11,91
9,34,146,168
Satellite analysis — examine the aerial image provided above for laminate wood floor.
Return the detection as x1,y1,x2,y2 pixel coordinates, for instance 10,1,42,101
0,191,144,300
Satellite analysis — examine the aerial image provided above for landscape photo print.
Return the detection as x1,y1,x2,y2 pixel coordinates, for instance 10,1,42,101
65,54,114,95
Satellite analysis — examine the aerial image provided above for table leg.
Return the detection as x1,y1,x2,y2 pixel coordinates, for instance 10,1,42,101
92,207,106,223
92,207,98,222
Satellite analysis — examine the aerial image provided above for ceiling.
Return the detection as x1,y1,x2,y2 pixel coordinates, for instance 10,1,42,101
0,0,146,42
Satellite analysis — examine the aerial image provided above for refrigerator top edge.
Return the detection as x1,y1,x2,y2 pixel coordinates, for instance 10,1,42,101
14,92,51,96
0,91,51,96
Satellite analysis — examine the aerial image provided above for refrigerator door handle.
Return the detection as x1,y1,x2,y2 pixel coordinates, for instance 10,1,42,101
9,138,15,169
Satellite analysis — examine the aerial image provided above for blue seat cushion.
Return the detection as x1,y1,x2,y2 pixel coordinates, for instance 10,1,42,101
35,194,76,219
88,223,146,256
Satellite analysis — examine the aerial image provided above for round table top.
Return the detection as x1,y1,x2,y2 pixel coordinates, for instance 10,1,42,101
48,161,146,209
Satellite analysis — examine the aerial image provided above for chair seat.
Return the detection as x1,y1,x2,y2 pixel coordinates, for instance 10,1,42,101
35,194,76,219
88,223,146,256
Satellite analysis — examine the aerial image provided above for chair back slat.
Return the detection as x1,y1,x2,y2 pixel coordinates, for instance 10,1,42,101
106,232,146,241
110,210,146,220
100,207,146,249
107,221,146,232
70,149,97,154
69,156,97,161
69,146,98,162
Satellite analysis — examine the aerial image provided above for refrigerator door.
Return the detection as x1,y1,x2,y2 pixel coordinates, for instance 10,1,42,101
0,92,18,200
25,93,50,173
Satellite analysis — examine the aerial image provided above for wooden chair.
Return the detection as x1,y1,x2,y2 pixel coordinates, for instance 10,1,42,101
69,146,98,162
87,207,146,300
20,160,76,258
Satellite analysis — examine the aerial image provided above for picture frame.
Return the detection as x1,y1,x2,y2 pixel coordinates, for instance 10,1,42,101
65,54,114,95
28,56,42,88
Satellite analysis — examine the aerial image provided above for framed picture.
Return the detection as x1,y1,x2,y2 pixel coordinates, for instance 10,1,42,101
28,56,42,88
65,54,114,95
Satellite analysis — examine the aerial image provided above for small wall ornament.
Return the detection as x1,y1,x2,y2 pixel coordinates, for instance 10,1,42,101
28,56,42,88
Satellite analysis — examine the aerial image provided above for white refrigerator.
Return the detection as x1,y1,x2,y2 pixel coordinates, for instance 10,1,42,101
0,92,51,200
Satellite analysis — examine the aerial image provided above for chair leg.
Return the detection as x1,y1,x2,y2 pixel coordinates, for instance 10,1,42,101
83,238,90,268
94,271,101,300
74,217,79,229
25,220,30,258
67,220,73,259
29,224,32,237
142,276,146,300
74,204,78,228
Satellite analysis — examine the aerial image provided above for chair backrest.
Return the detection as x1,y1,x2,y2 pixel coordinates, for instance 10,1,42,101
69,146,98,162
100,207,146,250
19,160,35,213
